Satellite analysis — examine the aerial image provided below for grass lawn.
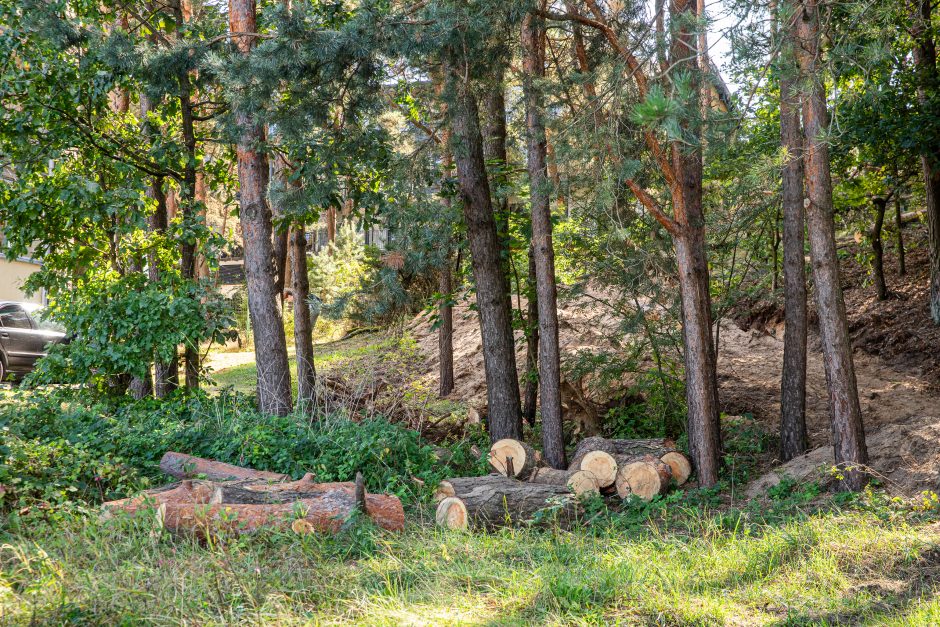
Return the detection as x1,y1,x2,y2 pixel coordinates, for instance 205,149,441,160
2,498,939,625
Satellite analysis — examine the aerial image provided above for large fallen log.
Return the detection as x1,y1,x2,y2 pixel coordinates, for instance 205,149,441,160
488,438,539,480
570,437,677,465
434,475,510,502
528,467,599,496
434,475,580,530
615,457,672,501
160,452,290,483
104,477,404,534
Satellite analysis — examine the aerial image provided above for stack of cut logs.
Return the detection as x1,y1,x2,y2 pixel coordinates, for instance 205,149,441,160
435,437,692,530
103,452,405,536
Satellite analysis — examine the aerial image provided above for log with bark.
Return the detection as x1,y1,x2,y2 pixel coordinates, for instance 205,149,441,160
614,457,672,501
434,475,580,530
107,459,405,535
160,452,290,483
528,467,599,496
488,438,539,480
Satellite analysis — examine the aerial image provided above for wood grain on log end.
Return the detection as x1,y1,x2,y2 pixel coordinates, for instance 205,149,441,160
578,450,618,488
660,452,692,486
615,458,672,501
436,497,469,530
488,439,537,479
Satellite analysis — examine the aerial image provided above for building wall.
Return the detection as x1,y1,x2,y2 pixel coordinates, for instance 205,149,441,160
0,259,44,304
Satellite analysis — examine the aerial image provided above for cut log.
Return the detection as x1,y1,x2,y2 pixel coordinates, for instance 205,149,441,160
160,452,289,483
103,478,404,534
528,468,599,496
574,450,618,489
434,474,509,502
434,476,580,529
488,439,538,479
569,437,678,466
615,457,672,501
660,451,692,486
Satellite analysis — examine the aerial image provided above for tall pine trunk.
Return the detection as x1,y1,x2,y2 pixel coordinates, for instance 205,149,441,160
291,226,317,412
230,0,292,416
795,0,867,490
671,0,721,486
778,0,808,461
911,0,940,324
895,195,906,276
446,57,522,441
438,115,456,398
522,11,565,469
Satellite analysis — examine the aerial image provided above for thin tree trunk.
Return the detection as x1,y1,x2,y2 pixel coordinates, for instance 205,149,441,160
438,246,455,397
522,11,565,469
230,0,292,416
481,70,511,258
445,55,522,441
911,0,940,323
795,0,867,490
522,246,539,425
778,0,808,461
872,197,888,300
895,195,906,276
291,226,317,412
272,158,290,305
195,170,210,280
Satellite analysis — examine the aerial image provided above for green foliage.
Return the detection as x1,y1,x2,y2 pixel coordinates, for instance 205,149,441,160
0,387,477,515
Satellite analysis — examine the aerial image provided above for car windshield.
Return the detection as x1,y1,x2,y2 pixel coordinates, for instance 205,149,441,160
29,308,66,333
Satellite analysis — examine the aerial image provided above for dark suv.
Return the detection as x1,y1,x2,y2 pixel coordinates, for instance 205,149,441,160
0,301,67,383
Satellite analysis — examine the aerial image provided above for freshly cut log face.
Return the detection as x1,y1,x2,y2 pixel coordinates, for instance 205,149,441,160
660,452,692,486
529,467,599,496
160,452,289,483
615,458,672,501
434,475,580,529
489,439,537,479
576,450,618,489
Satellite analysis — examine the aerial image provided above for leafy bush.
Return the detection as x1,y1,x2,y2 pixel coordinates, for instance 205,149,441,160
0,387,476,515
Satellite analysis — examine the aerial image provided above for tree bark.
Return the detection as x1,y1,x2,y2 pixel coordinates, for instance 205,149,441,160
895,196,906,276
481,70,511,258
872,197,888,300
435,477,579,530
445,56,522,441
438,123,455,398
778,0,809,461
230,0,292,416
160,452,290,482
911,0,940,323
522,11,565,469
795,0,868,490
668,0,721,488
522,247,539,425
528,467,599,495
292,225,317,412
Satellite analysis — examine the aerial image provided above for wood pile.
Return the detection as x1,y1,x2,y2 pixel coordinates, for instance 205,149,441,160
435,437,692,530
103,452,405,536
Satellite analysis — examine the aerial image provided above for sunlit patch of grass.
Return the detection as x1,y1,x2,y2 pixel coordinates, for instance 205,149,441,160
1,501,939,625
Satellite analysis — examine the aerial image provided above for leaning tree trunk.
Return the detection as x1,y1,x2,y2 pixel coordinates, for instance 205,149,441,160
778,0,808,461
291,226,317,412
230,0,292,416
522,10,565,469
872,197,888,301
445,55,522,441
912,0,940,324
796,0,868,491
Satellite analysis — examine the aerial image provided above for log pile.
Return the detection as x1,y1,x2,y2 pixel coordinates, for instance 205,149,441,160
104,452,405,536
435,436,692,530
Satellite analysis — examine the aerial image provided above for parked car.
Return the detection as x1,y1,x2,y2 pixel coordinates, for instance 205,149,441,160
0,301,68,384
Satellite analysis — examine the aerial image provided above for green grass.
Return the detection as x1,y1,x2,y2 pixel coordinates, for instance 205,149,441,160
2,500,939,625
208,332,399,393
